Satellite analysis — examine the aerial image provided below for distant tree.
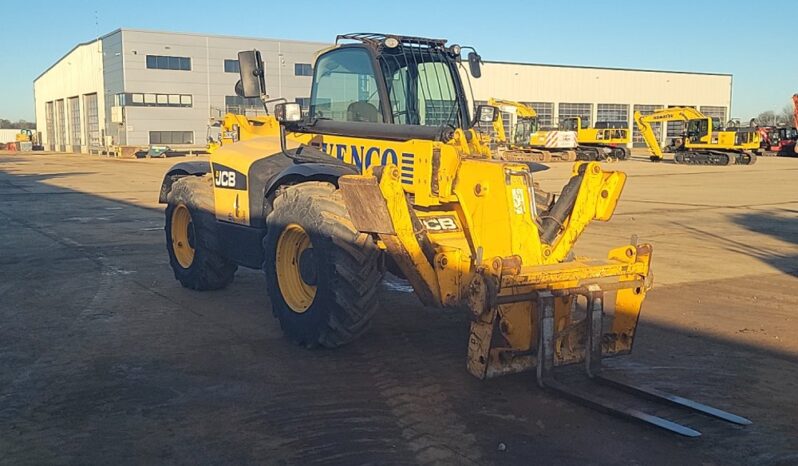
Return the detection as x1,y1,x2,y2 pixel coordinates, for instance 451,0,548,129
756,111,777,126
779,105,795,127
0,119,35,130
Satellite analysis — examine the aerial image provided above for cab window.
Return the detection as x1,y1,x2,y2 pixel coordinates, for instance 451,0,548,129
381,53,462,127
309,48,383,123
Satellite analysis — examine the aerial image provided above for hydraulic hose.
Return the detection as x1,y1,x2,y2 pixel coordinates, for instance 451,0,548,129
539,165,586,244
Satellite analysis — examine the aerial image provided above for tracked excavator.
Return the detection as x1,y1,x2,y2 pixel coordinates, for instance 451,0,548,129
634,107,758,165
158,33,749,436
560,116,631,160
484,98,587,162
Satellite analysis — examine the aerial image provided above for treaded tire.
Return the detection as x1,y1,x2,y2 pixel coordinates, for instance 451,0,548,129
165,176,237,290
263,182,384,348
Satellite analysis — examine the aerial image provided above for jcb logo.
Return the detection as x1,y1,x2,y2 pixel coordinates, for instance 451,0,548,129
215,170,236,187
421,216,459,232
211,163,247,190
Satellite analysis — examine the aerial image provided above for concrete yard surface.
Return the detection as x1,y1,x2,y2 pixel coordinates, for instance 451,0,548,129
0,151,797,465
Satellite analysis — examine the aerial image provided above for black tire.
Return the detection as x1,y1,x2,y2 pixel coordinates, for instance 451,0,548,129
263,182,384,348
165,176,237,290
741,152,757,165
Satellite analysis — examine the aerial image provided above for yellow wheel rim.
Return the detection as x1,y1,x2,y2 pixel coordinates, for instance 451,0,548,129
171,204,195,268
275,224,317,313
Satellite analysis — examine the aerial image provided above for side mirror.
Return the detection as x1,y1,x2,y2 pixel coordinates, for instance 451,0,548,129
476,105,499,123
274,102,302,124
468,51,482,78
237,50,266,98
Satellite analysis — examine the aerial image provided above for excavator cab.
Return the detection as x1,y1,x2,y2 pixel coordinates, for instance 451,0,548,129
512,116,538,145
686,118,711,143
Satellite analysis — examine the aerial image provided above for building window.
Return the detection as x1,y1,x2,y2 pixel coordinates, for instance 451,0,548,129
294,63,313,76
83,93,99,146
224,59,240,73
632,104,663,148
525,102,554,127
45,101,55,148
666,105,695,142
68,96,81,147
146,55,191,71
149,131,193,145
116,93,193,108
55,99,66,149
558,103,592,127
295,97,311,112
225,95,262,114
699,106,727,124
596,104,629,125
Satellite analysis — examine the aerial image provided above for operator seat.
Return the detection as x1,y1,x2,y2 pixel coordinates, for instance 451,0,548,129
347,101,381,123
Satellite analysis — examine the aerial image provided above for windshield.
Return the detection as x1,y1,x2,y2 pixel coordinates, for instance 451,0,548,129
379,48,463,128
513,117,537,145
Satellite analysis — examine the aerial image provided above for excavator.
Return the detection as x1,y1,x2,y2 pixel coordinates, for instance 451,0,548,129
485,98,585,162
634,107,759,165
560,116,631,160
158,33,749,436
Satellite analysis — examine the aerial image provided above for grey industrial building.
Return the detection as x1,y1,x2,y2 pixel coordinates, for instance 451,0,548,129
34,28,733,152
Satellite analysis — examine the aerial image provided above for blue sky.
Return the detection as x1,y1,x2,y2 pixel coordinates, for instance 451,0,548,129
1,0,794,122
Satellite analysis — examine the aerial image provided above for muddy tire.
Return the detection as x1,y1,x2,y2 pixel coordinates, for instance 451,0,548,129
263,182,384,348
165,176,237,290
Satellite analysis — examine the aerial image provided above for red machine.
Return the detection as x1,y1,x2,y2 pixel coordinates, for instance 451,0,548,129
793,94,798,129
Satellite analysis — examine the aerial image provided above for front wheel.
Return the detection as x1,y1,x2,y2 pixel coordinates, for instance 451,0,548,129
165,176,238,290
263,182,384,348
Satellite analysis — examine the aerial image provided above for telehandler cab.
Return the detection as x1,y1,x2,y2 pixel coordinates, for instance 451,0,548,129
159,33,749,436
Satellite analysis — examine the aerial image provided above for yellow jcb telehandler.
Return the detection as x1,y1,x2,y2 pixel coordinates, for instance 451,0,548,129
158,33,749,436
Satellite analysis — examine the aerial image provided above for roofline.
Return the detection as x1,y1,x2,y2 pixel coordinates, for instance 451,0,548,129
483,59,732,77
116,27,329,47
34,29,121,83
34,27,331,83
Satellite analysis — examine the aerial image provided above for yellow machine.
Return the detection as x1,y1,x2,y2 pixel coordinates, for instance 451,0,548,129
158,33,749,436
634,107,758,165
485,98,582,162
560,116,631,160
15,129,34,143
207,113,279,152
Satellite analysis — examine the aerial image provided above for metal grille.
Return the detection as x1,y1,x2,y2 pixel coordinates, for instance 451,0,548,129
45,101,55,149
558,103,592,127
632,104,663,147
68,97,81,150
83,94,100,147
526,102,554,127
55,99,66,151
596,104,629,124
424,100,458,126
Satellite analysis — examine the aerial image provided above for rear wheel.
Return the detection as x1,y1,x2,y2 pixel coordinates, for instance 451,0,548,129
263,182,384,348
165,176,237,290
